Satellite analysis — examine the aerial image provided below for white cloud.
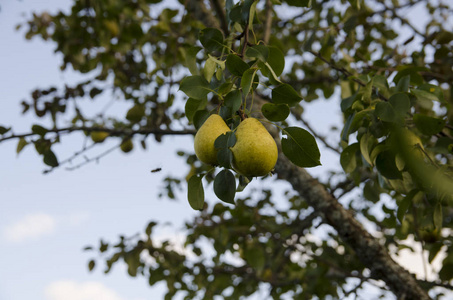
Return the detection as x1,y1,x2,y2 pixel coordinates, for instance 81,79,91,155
3,213,56,243
45,280,146,300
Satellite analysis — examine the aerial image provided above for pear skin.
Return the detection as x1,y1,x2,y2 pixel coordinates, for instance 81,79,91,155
194,114,231,165
231,118,278,177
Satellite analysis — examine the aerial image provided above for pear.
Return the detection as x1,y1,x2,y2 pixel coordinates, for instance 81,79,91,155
120,139,134,153
90,131,109,143
231,118,278,177
194,114,231,165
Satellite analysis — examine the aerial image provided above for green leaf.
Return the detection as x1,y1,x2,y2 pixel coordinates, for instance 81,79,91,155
185,98,206,123
43,150,59,167
433,202,442,230
340,143,359,173
242,0,257,23
179,76,211,100
182,46,201,76
395,75,410,92
32,125,48,136
199,28,224,53
224,90,242,113
266,46,285,77
16,138,28,155
217,148,233,169
372,75,390,98
261,103,290,122
203,57,217,82
88,260,96,271
193,110,210,130
374,101,397,123
187,174,205,210
244,246,266,270
214,131,237,149
389,93,410,116
376,150,402,180
272,84,302,106
226,54,250,76
285,0,311,7
411,89,439,102
246,45,269,62
360,132,375,166
394,67,426,86
237,175,252,192
241,68,257,97
413,114,446,135
282,127,321,168
214,170,236,204
397,190,419,222
0,126,10,135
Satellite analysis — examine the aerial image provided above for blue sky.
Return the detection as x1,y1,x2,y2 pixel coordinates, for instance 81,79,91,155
0,1,448,299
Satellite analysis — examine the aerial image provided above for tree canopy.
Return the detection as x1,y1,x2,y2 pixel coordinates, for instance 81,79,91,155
2,0,453,299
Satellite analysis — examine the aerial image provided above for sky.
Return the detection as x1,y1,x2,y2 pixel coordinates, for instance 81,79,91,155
0,1,449,300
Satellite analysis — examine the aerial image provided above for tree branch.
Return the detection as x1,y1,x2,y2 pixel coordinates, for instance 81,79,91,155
209,0,229,36
263,0,272,44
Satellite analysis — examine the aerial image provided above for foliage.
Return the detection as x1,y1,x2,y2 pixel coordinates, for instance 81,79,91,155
3,0,453,299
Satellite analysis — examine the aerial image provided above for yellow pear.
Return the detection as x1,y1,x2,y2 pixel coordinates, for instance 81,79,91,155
91,131,109,143
194,114,231,165
231,118,278,177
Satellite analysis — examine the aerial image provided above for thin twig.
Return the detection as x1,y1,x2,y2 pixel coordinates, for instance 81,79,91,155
263,0,272,44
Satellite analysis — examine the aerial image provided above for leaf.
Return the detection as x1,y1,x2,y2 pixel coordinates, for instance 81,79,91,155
282,127,321,168
214,131,236,149
126,105,145,123
411,89,439,102
224,90,242,113
360,132,375,166
261,103,290,122
433,202,442,230
32,124,48,136
187,174,205,210
241,68,257,97
226,54,250,76
214,170,236,204
413,114,446,135
203,57,217,82
217,148,234,169
88,260,96,271
394,67,426,86
376,150,402,180
0,126,11,135
43,150,59,167
246,45,269,62
395,75,410,92
372,75,390,98
266,46,285,77
179,76,211,100
397,190,419,222
183,46,202,75
242,0,257,23
16,138,28,155
389,93,410,116
272,84,302,106
193,110,210,130
185,98,206,123
285,0,311,7
340,143,359,173
244,246,266,270
237,175,252,192
199,28,224,53
374,101,397,123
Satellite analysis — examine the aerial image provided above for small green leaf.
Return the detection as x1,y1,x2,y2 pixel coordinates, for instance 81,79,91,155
397,190,419,222
340,143,359,173
374,101,397,123
360,132,375,166
214,170,236,204
203,57,217,82
215,132,236,150
266,46,285,77
413,114,446,135
182,46,202,75
179,75,211,100
282,127,321,168
237,175,252,192
188,174,205,210
16,138,28,155
199,28,224,53
246,45,269,62
193,110,210,130
43,150,59,167
433,202,442,230
217,148,233,169
411,89,439,102
395,75,410,92
88,260,96,271
185,98,206,123
372,75,390,98
0,126,11,135
32,125,48,136
272,84,302,106
224,90,242,113
285,0,311,7
226,54,250,76
389,93,410,116
376,150,402,180
261,103,290,122
241,68,257,97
